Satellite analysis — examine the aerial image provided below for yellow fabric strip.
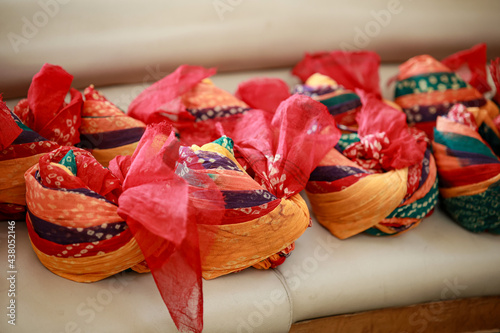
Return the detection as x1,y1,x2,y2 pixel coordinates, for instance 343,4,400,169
199,194,310,280
29,237,146,283
307,168,408,239
0,153,46,205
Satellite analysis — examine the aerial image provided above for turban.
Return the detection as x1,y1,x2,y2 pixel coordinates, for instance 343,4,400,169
393,44,498,138
287,51,438,238
0,99,59,220
306,91,438,238
128,65,250,146
77,85,146,166
25,93,338,332
119,94,338,332
14,63,146,166
432,103,500,233
24,146,148,282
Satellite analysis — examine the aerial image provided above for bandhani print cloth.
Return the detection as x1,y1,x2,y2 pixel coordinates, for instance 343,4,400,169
0,98,59,220
77,85,146,166
306,91,438,239
393,44,499,139
114,94,339,333
13,63,83,146
432,103,500,233
490,57,500,107
24,146,148,282
293,73,362,132
128,65,251,146
14,63,146,166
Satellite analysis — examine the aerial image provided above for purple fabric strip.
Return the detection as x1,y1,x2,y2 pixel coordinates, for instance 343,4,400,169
187,106,249,122
309,165,368,182
417,149,432,189
222,190,278,209
446,148,500,166
78,126,145,150
327,98,362,116
293,85,339,97
403,98,486,124
28,209,127,245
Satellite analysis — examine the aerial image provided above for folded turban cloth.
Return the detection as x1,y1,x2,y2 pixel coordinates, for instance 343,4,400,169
306,91,439,238
292,50,382,98
0,98,59,220
115,94,339,332
14,63,146,166
292,73,363,132
77,85,146,166
25,146,148,282
393,44,499,138
432,103,500,233
286,51,437,239
128,65,251,146
490,57,500,107
14,63,83,146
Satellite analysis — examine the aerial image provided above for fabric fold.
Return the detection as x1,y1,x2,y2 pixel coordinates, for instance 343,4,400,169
0,99,59,220
24,146,147,282
14,64,146,167
305,87,438,238
128,65,250,146
393,50,498,139
432,103,500,233
292,50,381,98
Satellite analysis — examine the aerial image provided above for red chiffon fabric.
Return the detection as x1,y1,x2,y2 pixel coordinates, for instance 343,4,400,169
128,65,216,125
112,123,225,333
349,90,427,171
292,50,381,98
114,94,339,332
442,43,491,94
224,94,340,198
490,57,500,106
235,77,291,113
13,63,83,146
0,97,22,150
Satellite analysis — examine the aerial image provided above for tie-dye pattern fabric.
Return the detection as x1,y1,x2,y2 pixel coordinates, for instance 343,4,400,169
432,103,500,233
306,92,438,239
0,100,59,220
128,65,250,146
24,146,148,282
393,49,499,138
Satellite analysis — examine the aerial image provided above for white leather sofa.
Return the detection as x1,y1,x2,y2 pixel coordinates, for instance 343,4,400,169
1,2,500,332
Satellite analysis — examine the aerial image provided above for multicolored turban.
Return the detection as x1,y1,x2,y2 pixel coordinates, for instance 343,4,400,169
287,51,437,238
306,92,438,238
24,146,148,282
77,85,146,166
393,44,498,138
14,63,146,166
128,65,251,146
432,103,500,233
0,99,59,220
24,93,338,332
